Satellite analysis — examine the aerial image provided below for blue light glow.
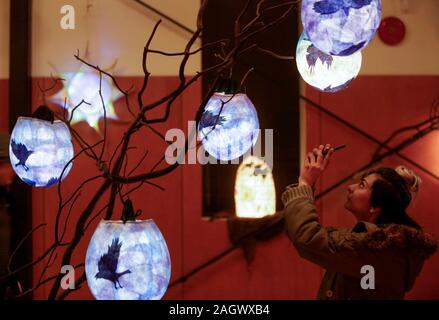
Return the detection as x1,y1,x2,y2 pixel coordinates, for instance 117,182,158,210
198,93,259,161
85,220,171,300
9,117,74,187
301,0,381,56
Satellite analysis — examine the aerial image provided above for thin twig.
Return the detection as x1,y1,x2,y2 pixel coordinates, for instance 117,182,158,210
147,39,228,57
84,204,110,231
7,223,47,273
128,149,149,176
98,71,108,161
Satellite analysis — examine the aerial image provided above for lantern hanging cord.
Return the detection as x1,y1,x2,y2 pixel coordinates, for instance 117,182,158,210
132,0,197,37
299,95,439,182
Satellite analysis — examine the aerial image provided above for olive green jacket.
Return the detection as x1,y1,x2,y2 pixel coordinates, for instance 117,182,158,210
282,184,437,300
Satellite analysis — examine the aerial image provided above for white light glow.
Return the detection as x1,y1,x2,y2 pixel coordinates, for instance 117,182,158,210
50,69,122,131
235,156,276,218
296,32,362,92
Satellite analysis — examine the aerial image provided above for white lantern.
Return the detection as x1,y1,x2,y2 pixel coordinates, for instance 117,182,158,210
301,0,382,56
235,156,276,218
198,93,259,161
85,219,171,300
296,32,362,92
9,117,74,187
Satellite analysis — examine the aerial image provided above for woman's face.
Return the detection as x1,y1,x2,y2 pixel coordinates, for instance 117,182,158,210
344,173,380,222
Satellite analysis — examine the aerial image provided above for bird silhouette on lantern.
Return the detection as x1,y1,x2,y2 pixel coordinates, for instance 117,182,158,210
10,140,34,172
95,237,132,289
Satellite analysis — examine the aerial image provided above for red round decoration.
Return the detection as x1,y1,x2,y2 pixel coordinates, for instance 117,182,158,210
378,16,406,46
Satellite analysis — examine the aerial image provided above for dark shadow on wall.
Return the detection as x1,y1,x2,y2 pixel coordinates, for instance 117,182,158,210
5,0,33,299
201,0,300,217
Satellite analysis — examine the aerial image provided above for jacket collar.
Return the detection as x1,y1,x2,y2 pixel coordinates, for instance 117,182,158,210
351,221,437,259
352,221,379,233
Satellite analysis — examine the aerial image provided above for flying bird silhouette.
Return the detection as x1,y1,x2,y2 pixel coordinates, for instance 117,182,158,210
45,177,59,187
313,0,372,16
95,237,131,289
22,178,36,187
199,110,227,130
333,40,366,56
306,45,333,71
11,139,34,171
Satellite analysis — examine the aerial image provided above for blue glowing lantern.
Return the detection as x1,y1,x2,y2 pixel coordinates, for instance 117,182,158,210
296,32,361,92
9,109,74,187
198,81,259,161
85,219,171,300
301,0,382,56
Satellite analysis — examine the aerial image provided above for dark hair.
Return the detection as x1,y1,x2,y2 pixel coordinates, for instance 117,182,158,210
365,167,421,230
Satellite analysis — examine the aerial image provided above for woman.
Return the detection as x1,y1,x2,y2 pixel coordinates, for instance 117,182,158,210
282,144,437,299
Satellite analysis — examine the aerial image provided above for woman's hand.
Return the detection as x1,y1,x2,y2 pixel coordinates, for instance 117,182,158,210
298,144,333,187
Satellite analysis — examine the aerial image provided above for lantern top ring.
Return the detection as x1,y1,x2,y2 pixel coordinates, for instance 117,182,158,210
17,116,66,126
213,92,247,97
99,219,154,224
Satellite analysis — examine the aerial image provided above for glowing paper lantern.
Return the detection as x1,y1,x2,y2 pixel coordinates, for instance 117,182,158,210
235,156,275,218
198,93,259,161
85,219,171,300
9,117,74,187
50,69,122,131
301,0,382,56
296,32,361,92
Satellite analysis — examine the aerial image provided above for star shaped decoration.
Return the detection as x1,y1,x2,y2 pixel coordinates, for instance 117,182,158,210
49,65,123,132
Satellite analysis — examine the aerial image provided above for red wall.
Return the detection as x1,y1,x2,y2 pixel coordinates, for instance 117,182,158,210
30,76,197,299
306,76,439,299
26,76,319,300
1,75,438,299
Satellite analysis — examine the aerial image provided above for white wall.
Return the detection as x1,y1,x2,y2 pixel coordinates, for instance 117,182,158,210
32,0,201,77
361,0,439,75
0,0,10,79
17,0,439,78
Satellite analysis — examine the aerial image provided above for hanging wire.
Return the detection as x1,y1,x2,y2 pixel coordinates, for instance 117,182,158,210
133,0,197,37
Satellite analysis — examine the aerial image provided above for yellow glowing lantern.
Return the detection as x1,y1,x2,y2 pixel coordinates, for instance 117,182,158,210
234,156,275,218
